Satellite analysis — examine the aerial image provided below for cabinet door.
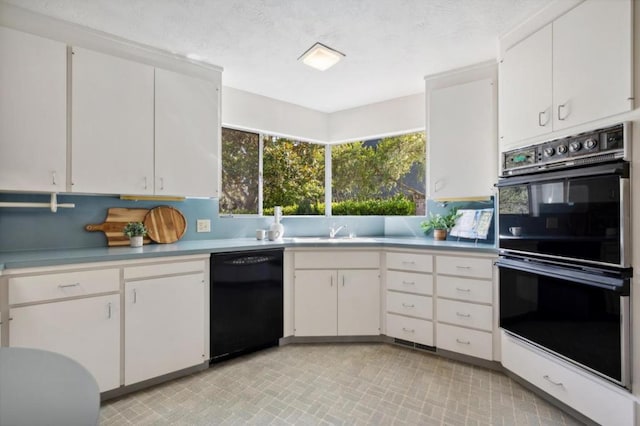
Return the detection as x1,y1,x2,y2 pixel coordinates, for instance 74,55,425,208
155,68,220,197
428,78,496,199
293,270,337,336
9,295,120,392
71,47,154,195
338,269,380,336
499,25,552,148
552,0,632,130
125,272,206,385
0,27,67,192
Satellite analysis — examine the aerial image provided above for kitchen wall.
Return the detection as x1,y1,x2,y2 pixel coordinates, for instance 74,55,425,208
222,87,425,144
0,193,492,252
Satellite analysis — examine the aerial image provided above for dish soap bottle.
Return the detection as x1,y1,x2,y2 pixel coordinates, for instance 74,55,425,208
269,206,284,240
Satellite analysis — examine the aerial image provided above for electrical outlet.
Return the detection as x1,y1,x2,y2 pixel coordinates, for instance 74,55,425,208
196,219,211,233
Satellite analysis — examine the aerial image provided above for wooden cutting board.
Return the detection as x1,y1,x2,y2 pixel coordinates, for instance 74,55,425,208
143,206,187,243
85,208,152,246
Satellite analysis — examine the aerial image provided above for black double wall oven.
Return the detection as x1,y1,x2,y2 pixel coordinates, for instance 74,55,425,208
497,123,632,388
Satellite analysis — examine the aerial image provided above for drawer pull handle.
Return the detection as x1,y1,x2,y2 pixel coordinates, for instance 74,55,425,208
402,280,416,285
107,302,112,319
402,327,415,333
456,266,472,269
456,312,471,318
456,338,470,345
402,303,415,308
543,375,564,387
456,287,471,292
133,289,137,303
58,283,80,289
330,276,333,287
402,261,416,265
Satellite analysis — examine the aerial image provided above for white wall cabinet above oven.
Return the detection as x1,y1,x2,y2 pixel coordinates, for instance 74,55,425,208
499,0,633,150
71,47,221,197
0,27,67,193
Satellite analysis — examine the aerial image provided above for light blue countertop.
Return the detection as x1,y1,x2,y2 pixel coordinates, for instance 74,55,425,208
0,237,496,272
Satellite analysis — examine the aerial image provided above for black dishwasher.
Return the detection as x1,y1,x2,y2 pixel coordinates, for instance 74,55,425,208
210,249,283,363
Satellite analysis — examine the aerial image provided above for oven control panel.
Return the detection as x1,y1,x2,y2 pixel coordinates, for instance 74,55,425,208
502,123,627,176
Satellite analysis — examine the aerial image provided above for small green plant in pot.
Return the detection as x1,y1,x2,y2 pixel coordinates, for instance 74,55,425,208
123,221,147,247
420,209,462,241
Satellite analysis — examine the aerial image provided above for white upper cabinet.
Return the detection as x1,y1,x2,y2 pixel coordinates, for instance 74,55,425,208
499,0,632,148
155,69,220,197
428,77,496,199
71,47,155,194
499,25,553,146
552,0,632,131
0,27,67,192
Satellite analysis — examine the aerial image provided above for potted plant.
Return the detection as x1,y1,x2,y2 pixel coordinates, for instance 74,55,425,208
420,209,462,241
123,222,147,247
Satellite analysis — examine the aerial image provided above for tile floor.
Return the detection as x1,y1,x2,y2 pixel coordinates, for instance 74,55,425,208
100,343,584,425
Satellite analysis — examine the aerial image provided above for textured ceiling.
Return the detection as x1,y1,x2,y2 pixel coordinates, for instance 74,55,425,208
7,0,551,112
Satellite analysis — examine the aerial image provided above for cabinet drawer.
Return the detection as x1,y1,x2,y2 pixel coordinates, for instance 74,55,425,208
295,251,379,269
386,252,432,273
386,314,433,346
9,269,120,304
437,276,492,304
386,270,433,295
386,292,432,320
436,256,493,279
124,260,205,279
501,332,634,426
436,299,492,331
436,323,492,360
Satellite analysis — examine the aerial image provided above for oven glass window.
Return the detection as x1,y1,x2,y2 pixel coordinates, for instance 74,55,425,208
499,174,621,265
500,266,623,383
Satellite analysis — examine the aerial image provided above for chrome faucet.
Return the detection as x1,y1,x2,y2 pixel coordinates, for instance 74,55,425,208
329,224,347,238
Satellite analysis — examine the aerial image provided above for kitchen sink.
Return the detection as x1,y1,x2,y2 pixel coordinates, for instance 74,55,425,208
288,237,381,243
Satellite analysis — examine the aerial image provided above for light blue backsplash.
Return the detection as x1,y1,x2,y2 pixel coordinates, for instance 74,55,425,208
0,193,384,252
385,198,496,243
0,193,494,252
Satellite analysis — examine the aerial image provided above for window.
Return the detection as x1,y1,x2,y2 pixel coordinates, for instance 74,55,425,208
331,132,426,215
220,128,425,216
263,136,325,215
220,128,259,214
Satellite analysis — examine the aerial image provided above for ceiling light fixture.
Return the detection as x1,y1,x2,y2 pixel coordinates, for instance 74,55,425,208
298,42,345,71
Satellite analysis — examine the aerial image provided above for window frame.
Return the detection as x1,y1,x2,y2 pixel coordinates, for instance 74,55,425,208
220,126,426,217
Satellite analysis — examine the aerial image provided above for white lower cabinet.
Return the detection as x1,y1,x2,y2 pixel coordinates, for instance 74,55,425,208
502,332,634,426
436,323,492,360
386,314,433,346
293,269,337,336
9,294,120,392
124,270,207,386
4,255,209,395
293,250,380,337
294,269,380,336
385,251,434,346
435,254,495,361
337,269,380,336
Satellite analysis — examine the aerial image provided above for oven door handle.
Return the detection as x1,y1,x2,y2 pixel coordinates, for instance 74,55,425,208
495,258,629,293
497,162,629,186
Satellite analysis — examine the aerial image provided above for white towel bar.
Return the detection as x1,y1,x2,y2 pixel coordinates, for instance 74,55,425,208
0,193,75,212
